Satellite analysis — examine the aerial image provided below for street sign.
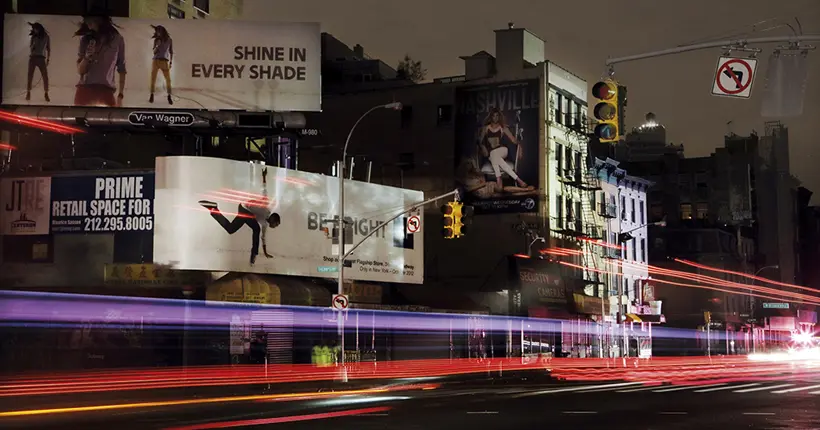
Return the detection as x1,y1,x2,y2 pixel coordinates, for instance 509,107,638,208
407,215,421,233
762,302,789,309
711,56,758,99
332,294,349,311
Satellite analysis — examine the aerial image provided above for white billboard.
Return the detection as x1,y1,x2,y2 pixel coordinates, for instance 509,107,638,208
1,176,51,235
153,157,424,284
2,14,320,111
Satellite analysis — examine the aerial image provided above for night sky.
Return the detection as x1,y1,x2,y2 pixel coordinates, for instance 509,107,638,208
246,0,819,201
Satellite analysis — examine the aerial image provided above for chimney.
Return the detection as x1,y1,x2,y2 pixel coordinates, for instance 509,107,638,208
494,26,545,78
353,44,364,59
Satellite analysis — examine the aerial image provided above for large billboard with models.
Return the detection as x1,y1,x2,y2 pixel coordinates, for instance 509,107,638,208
2,14,320,111
152,157,424,284
454,79,541,214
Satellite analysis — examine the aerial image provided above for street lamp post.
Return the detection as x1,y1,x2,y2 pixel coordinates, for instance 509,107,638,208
336,102,402,380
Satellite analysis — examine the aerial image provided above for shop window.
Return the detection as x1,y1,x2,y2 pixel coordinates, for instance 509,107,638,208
696,202,708,219
680,203,693,220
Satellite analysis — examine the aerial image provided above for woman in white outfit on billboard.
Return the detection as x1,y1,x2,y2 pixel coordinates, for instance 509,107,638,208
477,108,530,190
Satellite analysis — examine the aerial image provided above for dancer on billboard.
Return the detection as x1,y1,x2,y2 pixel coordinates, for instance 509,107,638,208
149,25,174,105
477,108,530,189
74,14,127,107
26,22,50,102
198,168,280,265
457,157,534,199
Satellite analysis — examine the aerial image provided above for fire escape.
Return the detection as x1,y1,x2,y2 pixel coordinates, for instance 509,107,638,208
553,114,605,293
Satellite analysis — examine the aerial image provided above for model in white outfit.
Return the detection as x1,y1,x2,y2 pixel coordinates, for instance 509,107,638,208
477,108,531,190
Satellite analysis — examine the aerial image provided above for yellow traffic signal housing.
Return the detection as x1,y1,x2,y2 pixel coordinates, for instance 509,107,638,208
441,202,456,239
442,201,474,239
591,79,620,143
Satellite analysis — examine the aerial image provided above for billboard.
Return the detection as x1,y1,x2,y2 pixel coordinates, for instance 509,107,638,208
2,14,320,111
1,176,51,235
50,173,155,233
153,156,424,284
454,80,540,214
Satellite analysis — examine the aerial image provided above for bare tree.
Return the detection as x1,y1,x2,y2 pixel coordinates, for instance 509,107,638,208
396,54,427,83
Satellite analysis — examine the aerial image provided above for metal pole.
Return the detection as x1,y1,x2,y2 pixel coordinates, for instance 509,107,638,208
606,35,820,66
366,161,373,183
337,103,401,381
336,159,347,382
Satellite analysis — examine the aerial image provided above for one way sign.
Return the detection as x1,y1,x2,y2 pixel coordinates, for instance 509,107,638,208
711,56,758,99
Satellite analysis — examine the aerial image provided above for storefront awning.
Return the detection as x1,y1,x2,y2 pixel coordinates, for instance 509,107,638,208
634,314,665,324
625,313,642,322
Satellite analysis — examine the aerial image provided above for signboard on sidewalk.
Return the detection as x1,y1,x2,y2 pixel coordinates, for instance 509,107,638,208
711,56,758,99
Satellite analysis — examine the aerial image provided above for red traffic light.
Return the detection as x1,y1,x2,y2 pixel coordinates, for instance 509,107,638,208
441,204,453,215
594,123,618,140
592,81,616,101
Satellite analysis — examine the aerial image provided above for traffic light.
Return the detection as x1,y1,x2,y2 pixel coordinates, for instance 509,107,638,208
441,201,474,239
442,202,456,239
591,79,623,143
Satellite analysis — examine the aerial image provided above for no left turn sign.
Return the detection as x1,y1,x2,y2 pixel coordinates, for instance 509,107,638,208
711,56,758,99
332,294,349,311
407,215,421,233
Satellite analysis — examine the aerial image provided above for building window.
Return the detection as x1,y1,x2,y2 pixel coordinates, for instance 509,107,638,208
566,197,573,224
621,196,627,220
639,201,646,224
168,4,185,18
641,238,646,262
680,203,693,220
574,151,582,180
437,105,452,125
564,147,572,178
564,98,573,126
555,143,563,175
696,202,708,219
555,93,563,125
630,198,636,223
400,105,413,128
573,102,583,129
193,0,210,14
632,240,637,261
556,194,563,228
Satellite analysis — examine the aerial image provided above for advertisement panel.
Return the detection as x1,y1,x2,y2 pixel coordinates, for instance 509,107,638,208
3,14,320,111
50,173,155,233
455,80,540,214
153,156,424,284
1,176,51,235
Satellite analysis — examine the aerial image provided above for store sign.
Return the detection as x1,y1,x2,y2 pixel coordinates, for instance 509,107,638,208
50,173,155,233
103,263,200,286
0,177,51,235
513,257,567,307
